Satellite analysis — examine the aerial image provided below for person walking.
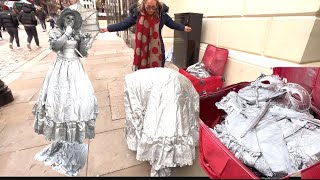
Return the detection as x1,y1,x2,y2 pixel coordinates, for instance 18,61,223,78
18,4,40,49
0,17,2,41
0,7,4,40
100,0,192,70
47,13,57,29
36,7,47,32
0,26,2,41
0,6,20,49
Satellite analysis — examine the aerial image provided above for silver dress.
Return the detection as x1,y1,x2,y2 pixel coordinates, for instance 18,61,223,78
32,29,98,176
124,68,199,177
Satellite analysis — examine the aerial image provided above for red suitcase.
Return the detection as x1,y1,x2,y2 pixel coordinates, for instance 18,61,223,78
199,67,320,179
179,44,228,94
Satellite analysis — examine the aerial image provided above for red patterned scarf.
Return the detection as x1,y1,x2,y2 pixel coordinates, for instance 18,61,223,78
133,12,162,69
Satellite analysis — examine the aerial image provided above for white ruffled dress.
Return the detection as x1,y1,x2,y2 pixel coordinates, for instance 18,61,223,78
124,68,199,176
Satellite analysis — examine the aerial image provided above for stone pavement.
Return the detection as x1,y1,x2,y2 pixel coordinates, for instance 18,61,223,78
0,30,208,177
0,24,51,81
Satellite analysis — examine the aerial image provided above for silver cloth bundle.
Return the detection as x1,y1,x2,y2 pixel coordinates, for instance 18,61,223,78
186,62,211,78
35,141,88,176
124,68,199,177
211,75,320,178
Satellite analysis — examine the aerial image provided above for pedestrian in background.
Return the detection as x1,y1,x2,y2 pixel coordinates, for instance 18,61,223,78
0,6,6,34
0,5,20,49
0,26,2,41
100,0,192,71
36,7,47,32
47,13,57,29
18,4,40,49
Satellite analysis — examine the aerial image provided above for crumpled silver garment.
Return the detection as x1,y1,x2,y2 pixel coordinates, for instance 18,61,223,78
165,46,174,62
212,122,274,177
124,68,199,177
212,75,320,178
32,29,98,143
270,106,320,169
186,62,211,78
35,141,88,176
215,92,294,177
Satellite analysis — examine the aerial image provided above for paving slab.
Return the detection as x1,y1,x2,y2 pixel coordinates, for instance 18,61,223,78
0,102,35,124
0,144,87,176
18,71,48,80
6,78,44,92
95,106,124,134
110,95,125,120
87,129,140,176
102,162,150,177
10,88,38,105
95,90,110,107
108,80,124,97
0,119,49,155
92,79,109,92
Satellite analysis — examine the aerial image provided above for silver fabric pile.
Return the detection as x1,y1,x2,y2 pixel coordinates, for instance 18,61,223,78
165,46,174,62
186,62,211,78
124,68,199,177
210,75,320,178
35,141,88,176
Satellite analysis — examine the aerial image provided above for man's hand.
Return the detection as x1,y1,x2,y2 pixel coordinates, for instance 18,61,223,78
100,28,108,33
184,26,192,32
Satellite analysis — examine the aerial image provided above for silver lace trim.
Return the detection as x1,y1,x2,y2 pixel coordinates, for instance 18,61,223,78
124,124,198,171
32,98,98,144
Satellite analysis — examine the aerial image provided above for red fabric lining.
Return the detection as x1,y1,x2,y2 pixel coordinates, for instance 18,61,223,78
202,45,229,76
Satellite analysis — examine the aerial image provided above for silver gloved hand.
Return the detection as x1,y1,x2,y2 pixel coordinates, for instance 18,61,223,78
51,27,72,51
65,26,73,36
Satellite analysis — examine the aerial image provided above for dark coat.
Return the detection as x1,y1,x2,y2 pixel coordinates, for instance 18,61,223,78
0,11,19,28
107,3,185,65
18,5,37,26
36,9,47,21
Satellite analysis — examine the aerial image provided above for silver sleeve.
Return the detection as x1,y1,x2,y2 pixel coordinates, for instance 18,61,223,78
48,29,68,52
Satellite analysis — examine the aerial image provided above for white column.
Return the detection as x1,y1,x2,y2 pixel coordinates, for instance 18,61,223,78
93,0,96,9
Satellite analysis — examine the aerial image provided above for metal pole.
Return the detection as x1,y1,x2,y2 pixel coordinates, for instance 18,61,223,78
113,0,116,24
117,0,120,23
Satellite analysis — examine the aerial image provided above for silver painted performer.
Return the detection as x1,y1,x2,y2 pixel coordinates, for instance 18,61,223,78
32,8,98,176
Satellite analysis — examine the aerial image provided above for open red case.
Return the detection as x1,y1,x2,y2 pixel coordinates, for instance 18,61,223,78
179,44,228,94
199,67,320,179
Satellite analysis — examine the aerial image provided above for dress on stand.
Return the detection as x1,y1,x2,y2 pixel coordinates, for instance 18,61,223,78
124,68,199,177
32,29,98,176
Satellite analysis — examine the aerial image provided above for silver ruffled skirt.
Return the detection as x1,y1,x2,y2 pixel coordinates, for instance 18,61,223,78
32,55,98,176
124,68,199,176
32,55,98,143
